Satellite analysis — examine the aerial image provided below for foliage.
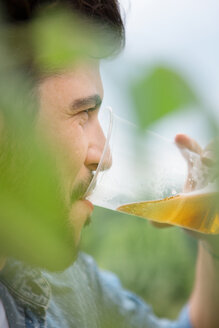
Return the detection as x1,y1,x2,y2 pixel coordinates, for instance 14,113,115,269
0,3,218,319
0,19,75,270
131,66,198,129
81,207,196,318
31,7,115,72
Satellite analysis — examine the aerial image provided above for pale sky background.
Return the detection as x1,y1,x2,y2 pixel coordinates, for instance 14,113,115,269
101,0,219,144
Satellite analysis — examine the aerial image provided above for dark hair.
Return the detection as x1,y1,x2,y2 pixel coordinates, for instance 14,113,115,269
1,0,125,55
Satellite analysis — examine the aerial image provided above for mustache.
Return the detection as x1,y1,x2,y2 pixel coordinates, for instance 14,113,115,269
70,172,94,204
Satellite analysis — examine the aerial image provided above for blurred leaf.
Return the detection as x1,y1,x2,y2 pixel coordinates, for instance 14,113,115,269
131,66,198,129
31,7,114,72
0,4,116,270
0,66,75,271
82,207,196,318
31,9,80,71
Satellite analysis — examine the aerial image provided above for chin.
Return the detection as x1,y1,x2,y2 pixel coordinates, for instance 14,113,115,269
45,251,79,272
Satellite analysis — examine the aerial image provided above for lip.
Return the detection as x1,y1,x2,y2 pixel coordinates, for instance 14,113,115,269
81,199,94,211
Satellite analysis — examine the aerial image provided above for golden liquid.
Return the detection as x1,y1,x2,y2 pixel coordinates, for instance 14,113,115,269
117,192,219,234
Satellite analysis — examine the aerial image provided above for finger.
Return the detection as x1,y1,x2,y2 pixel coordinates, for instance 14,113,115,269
201,151,215,166
175,134,203,155
150,221,172,229
201,139,217,167
182,228,203,240
204,138,219,152
184,175,197,192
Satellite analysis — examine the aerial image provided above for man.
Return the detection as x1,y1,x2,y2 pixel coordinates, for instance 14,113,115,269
0,1,219,327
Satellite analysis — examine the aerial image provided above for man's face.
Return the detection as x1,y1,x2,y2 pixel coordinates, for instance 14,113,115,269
37,60,109,245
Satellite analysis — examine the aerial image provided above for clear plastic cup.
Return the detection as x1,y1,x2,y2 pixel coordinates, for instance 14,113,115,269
85,107,219,234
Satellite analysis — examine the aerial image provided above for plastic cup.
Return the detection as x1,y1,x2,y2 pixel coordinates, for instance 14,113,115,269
85,107,219,234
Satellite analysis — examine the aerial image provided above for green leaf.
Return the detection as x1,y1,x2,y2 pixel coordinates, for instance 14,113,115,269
0,71,75,271
31,7,113,72
131,66,198,129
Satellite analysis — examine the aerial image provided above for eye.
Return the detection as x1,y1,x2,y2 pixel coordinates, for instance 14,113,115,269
82,107,97,115
81,109,89,115
81,107,97,118
78,107,97,126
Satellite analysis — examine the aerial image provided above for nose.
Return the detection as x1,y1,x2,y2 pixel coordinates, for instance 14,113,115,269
85,121,112,172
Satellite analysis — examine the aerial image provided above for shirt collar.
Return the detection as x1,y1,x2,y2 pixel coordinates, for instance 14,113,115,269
0,258,50,314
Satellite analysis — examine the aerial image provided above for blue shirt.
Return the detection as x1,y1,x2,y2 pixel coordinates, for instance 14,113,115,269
0,253,192,327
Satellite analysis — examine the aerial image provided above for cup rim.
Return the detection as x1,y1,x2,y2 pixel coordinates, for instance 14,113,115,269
84,106,113,198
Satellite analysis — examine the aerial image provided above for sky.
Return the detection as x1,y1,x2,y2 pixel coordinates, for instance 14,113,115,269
101,0,219,143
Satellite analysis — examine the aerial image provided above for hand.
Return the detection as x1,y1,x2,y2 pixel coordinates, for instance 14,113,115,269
175,134,217,192
175,134,219,257
151,134,219,248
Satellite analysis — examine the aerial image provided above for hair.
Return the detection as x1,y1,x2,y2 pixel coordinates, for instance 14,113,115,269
1,0,125,56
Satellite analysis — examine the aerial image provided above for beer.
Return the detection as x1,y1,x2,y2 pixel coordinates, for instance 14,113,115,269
117,192,219,234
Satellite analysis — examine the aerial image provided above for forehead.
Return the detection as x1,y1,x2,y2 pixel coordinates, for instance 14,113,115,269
39,60,103,107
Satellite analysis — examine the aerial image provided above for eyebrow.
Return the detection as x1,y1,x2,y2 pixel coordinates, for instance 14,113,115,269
71,94,102,111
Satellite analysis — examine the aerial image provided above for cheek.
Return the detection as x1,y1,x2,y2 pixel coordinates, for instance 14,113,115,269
58,123,89,176
36,100,89,186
